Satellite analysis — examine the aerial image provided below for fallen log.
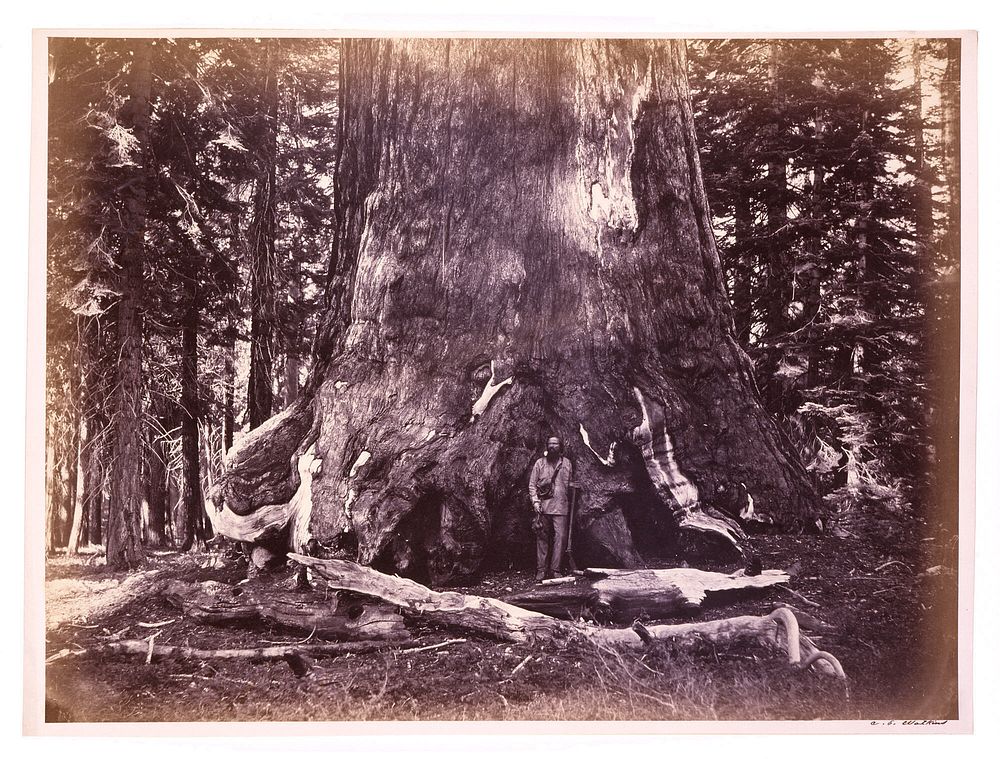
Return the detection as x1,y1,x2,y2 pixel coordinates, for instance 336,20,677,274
287,554,570,643
50,637,461,663
503,567,790,622
163,578,408,641
288,555,845,679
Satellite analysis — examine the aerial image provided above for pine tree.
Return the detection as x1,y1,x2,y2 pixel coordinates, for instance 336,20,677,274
689,37,959,525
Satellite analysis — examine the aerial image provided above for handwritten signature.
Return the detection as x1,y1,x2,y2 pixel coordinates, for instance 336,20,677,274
870,720,949,726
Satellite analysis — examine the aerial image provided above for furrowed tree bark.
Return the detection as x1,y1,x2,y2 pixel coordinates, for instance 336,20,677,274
106,40,152,569
217,39,817,584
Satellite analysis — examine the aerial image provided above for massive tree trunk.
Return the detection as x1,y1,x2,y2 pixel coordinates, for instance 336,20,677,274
106,40,152,569
216,39,817,585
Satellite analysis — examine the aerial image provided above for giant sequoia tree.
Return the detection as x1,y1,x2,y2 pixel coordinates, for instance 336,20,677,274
215,39,817,585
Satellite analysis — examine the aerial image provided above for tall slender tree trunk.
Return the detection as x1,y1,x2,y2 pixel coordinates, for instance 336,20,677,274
166,471,179,545
66,330,89,552
145,416,168,547
223,339,236,454
67,414,88,553
283,254,302,406
86,426,104,546
74,414,93,548
939,40,961,268
929,39,961,533
198,423,215,540
764,43,790,340
106,39,152,569
59,358,82,550
803,165,825,388
911,40,933,249
247,39,280,430
178,299,204,551
731,190,754,345
45,416,58,554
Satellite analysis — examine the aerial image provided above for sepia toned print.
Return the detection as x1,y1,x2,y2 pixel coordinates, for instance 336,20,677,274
35,33,970,729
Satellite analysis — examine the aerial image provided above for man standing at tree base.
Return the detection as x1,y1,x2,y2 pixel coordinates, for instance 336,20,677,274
528,436,574,582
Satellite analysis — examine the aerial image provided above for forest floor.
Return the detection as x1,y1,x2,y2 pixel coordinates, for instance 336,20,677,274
41,517,960,724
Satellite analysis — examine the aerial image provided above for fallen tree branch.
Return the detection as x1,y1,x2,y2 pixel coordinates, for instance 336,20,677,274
55,638,452,662
398,638,467,654
775,584,821,608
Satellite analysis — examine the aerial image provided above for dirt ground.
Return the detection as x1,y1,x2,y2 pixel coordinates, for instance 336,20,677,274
42,519,959,723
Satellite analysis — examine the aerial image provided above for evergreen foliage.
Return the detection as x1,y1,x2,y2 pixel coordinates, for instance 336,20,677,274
688,38,961,528
45,38,339,556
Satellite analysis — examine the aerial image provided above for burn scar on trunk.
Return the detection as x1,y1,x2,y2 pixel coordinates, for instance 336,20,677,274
579,423,616,466
349,450,372,479
738,482,768,524
290,444,321,551
631,388,746,553
343,450,372,522
739,482,755,520
631,387,699,511
470,360,513,422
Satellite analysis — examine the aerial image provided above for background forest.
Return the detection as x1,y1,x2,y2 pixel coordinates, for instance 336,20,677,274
43,37,961,568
